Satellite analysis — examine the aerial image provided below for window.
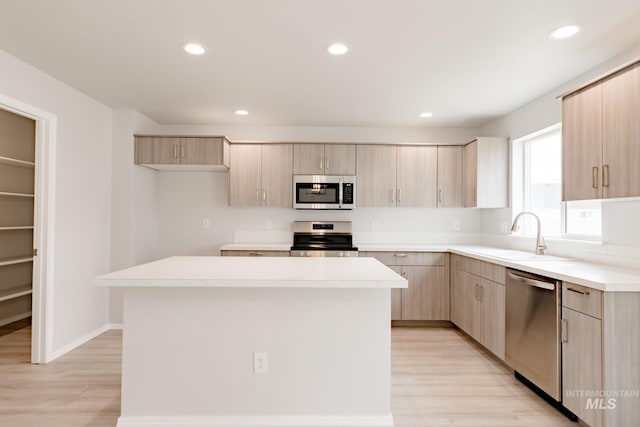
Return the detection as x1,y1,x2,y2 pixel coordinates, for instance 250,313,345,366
513,124,601,239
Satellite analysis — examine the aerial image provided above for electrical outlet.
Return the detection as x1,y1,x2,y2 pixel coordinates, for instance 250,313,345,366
453,220,461,232
202,218,210,229
253,352,268,374
500,222,509,233
265,219,272,230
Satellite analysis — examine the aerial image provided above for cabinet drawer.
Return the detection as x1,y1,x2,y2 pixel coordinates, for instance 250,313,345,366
562,282,602,319
221,250,290,257
359,251,445,266
459,256,505,284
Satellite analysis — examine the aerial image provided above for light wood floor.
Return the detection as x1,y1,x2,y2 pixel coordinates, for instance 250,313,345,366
0,322,576,427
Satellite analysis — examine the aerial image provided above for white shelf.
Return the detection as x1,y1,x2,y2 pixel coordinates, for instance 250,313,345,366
0,191,35,198
0,256,34,267
0,284,32,303
0,226,34,231
0,156,35,168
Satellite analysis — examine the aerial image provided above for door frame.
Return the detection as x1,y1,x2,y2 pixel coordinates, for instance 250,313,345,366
0,93,57,364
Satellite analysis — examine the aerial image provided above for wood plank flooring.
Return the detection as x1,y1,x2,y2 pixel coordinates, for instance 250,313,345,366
0,323,576,427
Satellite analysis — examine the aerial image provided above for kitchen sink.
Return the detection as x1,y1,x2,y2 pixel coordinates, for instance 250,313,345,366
463,248,568,261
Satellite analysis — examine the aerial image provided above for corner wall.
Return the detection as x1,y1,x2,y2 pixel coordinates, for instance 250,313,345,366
0,49,113,357
479,45,640,268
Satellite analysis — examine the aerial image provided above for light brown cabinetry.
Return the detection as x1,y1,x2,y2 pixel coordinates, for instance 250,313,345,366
562,61,640,201
437,146,463,207
229,144,293,207
562,283,603,427
135,136,230,170
220,250,290,257
560,282,640,427
356,145,438,208
451,255,505,359
361,251,449,321
462,138,509,208
293,144,355,175
0,108,35,327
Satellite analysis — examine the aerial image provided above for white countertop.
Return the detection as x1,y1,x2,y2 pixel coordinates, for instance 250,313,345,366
94,256,408,289
220,243,640,292
220,243,292,251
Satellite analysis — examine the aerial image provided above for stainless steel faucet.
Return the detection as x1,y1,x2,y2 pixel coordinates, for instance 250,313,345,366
511,211,547,255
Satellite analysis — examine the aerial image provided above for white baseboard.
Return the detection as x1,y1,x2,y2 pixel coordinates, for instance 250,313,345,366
109,323,124,330
117,415,394,427
47,323,110,362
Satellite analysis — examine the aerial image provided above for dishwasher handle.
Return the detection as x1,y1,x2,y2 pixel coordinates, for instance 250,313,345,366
507,270,556,291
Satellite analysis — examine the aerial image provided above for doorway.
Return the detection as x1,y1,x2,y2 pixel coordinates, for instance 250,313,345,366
0,94,56,363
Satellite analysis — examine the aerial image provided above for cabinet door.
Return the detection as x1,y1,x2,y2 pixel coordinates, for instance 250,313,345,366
180,137,223,165
476,138,508,208
400,266,447,321
389,266,403,321
136,137,179,165
437,146,463,208
229,144,262,206
458,271,479,338
293,144,324,175
356,145,397,207
602,63,640,199
562,85,603,201
261,144,293,207
562,307,603,427
449,254,461,325
324,144,356,175
477,278,505,360
396,146,437,208
462,141,477,207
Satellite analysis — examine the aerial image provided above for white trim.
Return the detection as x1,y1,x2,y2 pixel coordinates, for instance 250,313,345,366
109,323,124,330
47,324,109,362
117,415,395,427
0,92,57,364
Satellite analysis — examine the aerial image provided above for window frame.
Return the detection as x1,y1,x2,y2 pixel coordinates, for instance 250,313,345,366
511,123,602,241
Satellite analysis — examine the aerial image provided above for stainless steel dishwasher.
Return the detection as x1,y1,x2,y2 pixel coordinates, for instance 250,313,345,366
505,268,561,402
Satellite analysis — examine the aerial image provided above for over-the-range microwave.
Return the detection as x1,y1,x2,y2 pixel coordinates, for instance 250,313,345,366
293,175,355,210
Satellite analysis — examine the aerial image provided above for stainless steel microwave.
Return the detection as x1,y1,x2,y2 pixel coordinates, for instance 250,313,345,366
293,175,356,210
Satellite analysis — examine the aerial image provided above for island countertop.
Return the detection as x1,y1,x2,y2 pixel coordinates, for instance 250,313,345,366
94,256,408,289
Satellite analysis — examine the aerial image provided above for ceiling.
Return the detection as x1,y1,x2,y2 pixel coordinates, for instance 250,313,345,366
1,0,640,128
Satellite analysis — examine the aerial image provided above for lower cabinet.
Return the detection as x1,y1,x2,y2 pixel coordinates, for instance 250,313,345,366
451,255,505,360
361,251,449,321
562,305,603,427
458,271,505,359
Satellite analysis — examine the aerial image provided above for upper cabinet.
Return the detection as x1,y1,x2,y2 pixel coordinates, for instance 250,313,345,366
437,146,463,208
562,61,640,201
135,136,230,171
462,137,509,208
293,144,356,175
356,145,437,208
229,144,293,207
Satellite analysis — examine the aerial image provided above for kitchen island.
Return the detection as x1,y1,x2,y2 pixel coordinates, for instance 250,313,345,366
94,256,407,427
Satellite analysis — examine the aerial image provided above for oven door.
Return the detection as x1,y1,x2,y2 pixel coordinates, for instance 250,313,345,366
294,175,342,209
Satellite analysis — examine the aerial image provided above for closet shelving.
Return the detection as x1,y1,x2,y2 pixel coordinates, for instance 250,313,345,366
0,108,36,327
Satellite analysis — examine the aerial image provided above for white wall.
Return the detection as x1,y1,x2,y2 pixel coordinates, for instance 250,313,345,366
0,49,113,356
479,45,640,268
155,171,483,259
109,109,161,324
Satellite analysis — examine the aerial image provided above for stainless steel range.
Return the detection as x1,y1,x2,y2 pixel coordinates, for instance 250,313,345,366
290,221,358,257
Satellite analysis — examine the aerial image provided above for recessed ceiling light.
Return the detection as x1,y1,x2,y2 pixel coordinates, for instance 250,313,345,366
327,43,349,55
419,112,433,118
235,110,249,116
182,43,206,55
548,24,582,40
